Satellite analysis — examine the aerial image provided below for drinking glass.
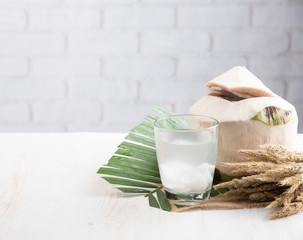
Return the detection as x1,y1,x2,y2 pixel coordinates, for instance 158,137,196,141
154,114,218,206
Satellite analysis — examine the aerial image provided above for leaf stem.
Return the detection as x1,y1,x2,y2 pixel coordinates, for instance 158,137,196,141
144,186,163,197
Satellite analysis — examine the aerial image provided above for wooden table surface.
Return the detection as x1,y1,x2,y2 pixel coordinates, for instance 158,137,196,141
0,133,302,240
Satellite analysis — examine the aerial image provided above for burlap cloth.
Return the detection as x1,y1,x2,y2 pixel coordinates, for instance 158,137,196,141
171,194,269,213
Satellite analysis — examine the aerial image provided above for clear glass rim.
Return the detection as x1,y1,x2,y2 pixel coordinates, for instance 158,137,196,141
154,114,218,131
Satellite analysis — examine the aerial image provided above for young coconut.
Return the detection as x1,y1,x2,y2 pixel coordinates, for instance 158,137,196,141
189,66,299,181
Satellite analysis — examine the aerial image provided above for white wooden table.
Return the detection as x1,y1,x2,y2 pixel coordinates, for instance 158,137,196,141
0,133,302,240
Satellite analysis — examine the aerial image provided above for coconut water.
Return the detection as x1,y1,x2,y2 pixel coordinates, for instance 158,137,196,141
155,130,217,195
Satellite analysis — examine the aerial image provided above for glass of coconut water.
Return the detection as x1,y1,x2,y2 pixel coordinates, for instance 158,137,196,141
154,114,218,206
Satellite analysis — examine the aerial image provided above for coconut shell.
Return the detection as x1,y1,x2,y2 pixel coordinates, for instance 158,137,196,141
206,66,276,98
189,96,299,178
190,66,299,179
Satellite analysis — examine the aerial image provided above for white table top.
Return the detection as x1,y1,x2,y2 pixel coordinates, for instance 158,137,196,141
0,133,302,240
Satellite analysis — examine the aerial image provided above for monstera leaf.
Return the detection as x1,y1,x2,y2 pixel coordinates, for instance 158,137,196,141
97,106,223,211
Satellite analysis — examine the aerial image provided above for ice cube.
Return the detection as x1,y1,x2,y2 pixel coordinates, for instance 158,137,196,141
204,171,213,189
160,162,191,179
159,162,192,193
160,162,214,194
180,168,209,193
161,176,176,190
197,163,215,176
170,183,188,194
180,168,197,185
208,165,215,175
196,163,209,173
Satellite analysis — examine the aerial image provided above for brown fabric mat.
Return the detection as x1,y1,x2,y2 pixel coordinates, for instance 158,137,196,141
172,195,269,213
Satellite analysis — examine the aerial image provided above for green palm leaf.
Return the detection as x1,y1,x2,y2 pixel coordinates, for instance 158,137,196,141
97,105,221,211
97,105,173,210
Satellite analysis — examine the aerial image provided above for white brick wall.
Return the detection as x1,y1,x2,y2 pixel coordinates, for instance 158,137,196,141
292,31,303,52
104,7,175,29
103,103,157,124
178,6,250,27
0,0,302,133
29,9,101,29
0,80,65,100
69,32,139,54
104,57,175,77
69,79,137,102
142,31,210,54
0,0,62,3
66,0,137,3
0,33,65,54
33,101,102,123
0,58,28,77
213,30,289,54
0,104,30,123
140,80,209,102
0,9,27,29
178,57,247,77
252,5,303,27
32,57,101,76
287,80,303,102
250,56,303,77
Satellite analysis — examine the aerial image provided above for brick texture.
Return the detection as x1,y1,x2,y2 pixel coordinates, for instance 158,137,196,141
178,57,247,78
142,0,211,2
104,7,174,29
0,124,66,132
69,32,139,54
103,103,164,124
0,33,65,54
0,104,30,123
142,31,210,54
104,57,175,78
0,80,66,100
0,9,27,29
178,6,250,27
250,56,303,77
0,1,302,132
29,9,101,29
213,30,288,54
139,80,208,103
253,5,303,27
0,58,28,77
292,31,303,52
287,80,303,102
0,0,62,3
33,101,102,123
69,79,137,102
32,58,101,77
295,105,303,133
66,0,137,3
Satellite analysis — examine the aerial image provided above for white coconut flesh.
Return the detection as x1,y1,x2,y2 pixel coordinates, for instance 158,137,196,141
189,66,299,180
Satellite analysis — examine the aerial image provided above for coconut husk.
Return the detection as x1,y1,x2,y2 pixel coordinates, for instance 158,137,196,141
189,66,299,177
205,66,276,98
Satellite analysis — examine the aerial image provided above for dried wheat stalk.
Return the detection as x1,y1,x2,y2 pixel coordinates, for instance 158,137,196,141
214,144,303,219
